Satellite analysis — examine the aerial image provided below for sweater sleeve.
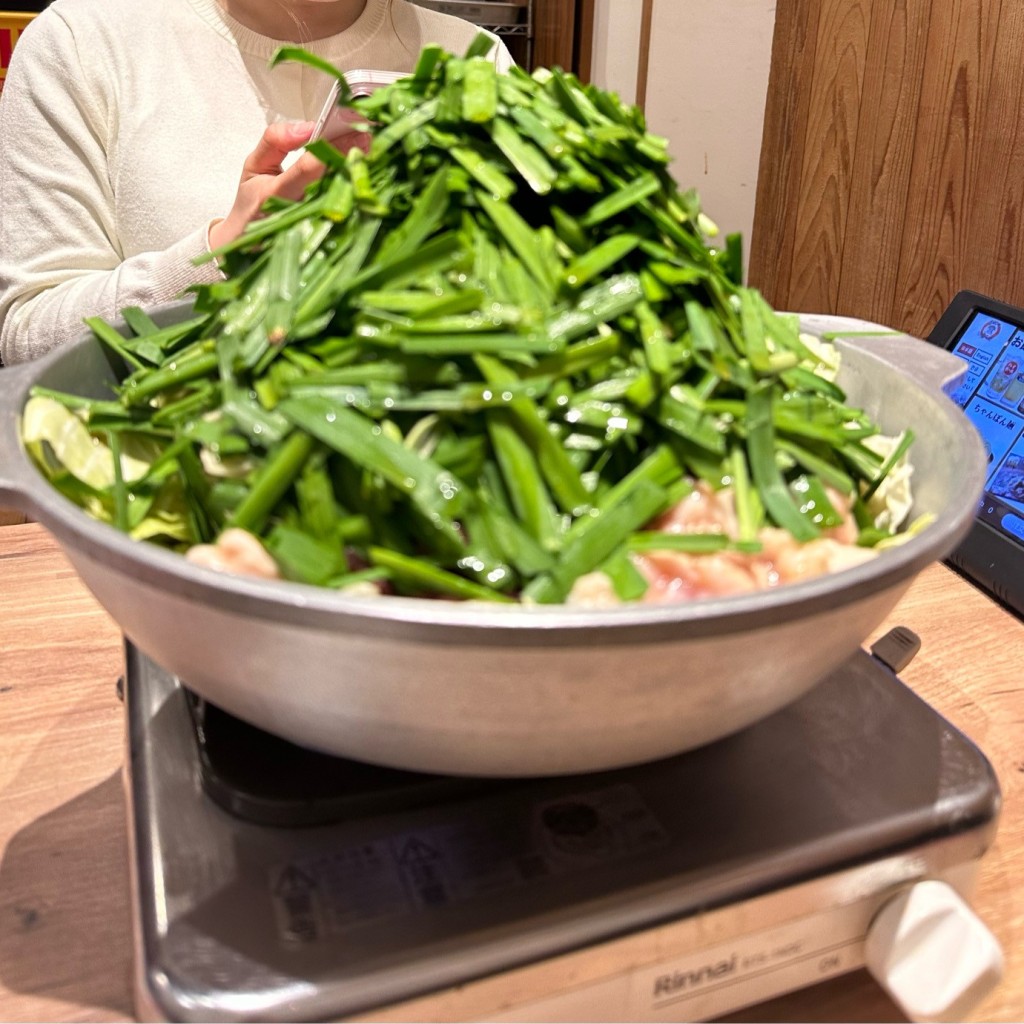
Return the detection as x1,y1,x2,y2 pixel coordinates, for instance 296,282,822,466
0,11,223,366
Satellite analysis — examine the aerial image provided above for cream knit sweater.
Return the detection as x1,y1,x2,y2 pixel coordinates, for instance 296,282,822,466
0,0,512,364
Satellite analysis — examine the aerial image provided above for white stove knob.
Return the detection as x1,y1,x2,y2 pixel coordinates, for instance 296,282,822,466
864,879,1004,1023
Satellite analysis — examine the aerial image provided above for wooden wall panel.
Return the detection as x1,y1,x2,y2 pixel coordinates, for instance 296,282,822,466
918,0,1024,323
634,0,653,110
965,2,1024,294
748,0,822,307
751,0,1024,339
532,0,577,73
575,0,596,82
835,0,931,323
891,0,1002,332
785,0,871,315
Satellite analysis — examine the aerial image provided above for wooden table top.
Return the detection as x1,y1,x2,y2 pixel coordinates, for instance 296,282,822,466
0,521,1021,1022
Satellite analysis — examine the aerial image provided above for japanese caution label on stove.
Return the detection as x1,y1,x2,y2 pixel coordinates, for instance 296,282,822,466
269,783,669,944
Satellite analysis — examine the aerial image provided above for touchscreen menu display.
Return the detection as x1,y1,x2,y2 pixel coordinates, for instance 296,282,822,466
945,311,1024,546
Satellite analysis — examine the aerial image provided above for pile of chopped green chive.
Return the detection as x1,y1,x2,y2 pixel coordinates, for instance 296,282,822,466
26,37,912,604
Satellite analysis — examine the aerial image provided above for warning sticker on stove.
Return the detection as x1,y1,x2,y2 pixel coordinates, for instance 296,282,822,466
269,783,669,944
270,863,324,944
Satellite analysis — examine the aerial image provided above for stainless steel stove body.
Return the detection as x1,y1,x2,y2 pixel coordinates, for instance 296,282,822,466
123,638,1000,1022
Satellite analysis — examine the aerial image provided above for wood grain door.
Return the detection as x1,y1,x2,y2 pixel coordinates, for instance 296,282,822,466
533,0,593,78
749,0,1024,339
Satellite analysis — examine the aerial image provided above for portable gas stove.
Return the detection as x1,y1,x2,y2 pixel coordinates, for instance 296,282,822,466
122,628,1003,1023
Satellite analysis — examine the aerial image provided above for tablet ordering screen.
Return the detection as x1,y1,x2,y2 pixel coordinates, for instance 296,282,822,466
930,292,1024,614
943,310,1024,546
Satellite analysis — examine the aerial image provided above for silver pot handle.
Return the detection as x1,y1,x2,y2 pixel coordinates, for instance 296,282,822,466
796,313,968,394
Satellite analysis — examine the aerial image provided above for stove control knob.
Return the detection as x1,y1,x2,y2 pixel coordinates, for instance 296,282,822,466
864,879,1003,1022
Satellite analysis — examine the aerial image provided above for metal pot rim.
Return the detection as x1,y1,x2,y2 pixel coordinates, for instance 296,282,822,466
1,308,984,639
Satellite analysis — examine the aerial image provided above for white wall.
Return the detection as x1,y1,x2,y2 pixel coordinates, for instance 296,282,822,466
589,0,644,107
587,0,778,280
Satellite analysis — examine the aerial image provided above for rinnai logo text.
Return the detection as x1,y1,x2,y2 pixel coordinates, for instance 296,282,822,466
653,953,738,997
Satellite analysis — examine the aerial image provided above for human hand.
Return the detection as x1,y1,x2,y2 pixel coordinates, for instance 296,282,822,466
316,105,372,157
208,119,368,252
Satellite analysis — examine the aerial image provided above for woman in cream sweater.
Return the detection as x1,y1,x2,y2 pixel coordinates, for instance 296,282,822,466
0,0,512,364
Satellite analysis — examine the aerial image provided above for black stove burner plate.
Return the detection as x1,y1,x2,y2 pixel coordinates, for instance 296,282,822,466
188,693,515,826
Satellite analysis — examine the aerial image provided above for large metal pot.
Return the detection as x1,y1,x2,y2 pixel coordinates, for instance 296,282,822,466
0,307,985,776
